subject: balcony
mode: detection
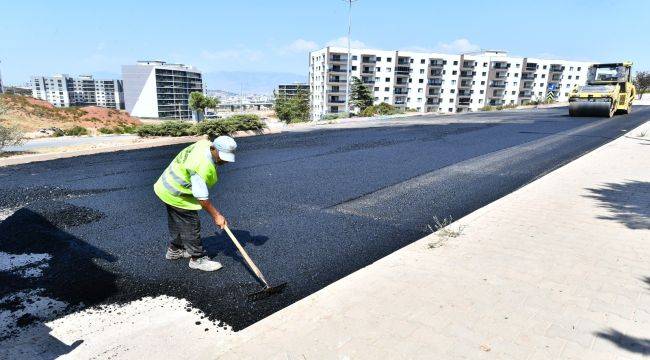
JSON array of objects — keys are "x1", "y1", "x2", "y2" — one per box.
[
  {"x1": 328, "y1": 67, "x2": 348, "y2": 74},
  {"x1": 329, "y1": 55, "x2": 348, "y2": 63},
  {"x1": 459, "y1": 80, "x2": 472, "y2": 88},
  {"x1": 550, "y1": 65, "x2": 563, "y2": 72},
  {"x1": 394, "y1": 89, "x2": 409, "y2": 95},
  {"x1": 395, "y1": 66, "x2": 411, "y2": 75},
  {"x1": 462, "y1": 61, "x2": 475, "y2": 69},
  {"x1": 361, "y1": 68, "x2": 375, "y2": 75},
  {"x1": 397, "y1": 58, "x2": 410, "y2": 65},
  {"x1": 395, "y1": 81, "x2": 408, "y2": 86},
  {"x1": 492, "y1": 62, "x2": 508, "y2": 69},
  {"x1": 361, "y1": 56, "x2": 376, "y2": 64},
  {"x1": 551, "y1": 75, "x2": 562, "y2": 81},
  {"x1": 362, "y1": 77, "x2": 375, "y2": 84},
  {"x1": 428, "y1": 79, "x2": 443, "y2": 86},
  {"x1": 328, "y1": 98, "x2": 345, "y2": 104},
  {"x1": 327, "y1": 88, "x2": 345, "y2": 94},
  {"x1": 522, "y1": 83, "x2": 533, "y2": 89},
  {"x1": 490, "y1": 81, "x2": 506, "y2": 88},
  {"x1": 458, "y1": 90, "x2": 471, "y2": 96},
  {"x1": 328, "y1": 77, "x2": 347, "y2": 83},
  {"x1": 521, "y1": 74, "x2": 535, "y2": 80},
  {"x1": 489, "y1": 99, "x2": 506, "y2": 106},
  {"x1": 458, "y1": 97, "x2": 471, "y2": 106},
  {"x1": 426, "y1": 99, "x2": 441, "y2": 105},
  {"x1": 494, "y1": 72, "x2": 507, "y2": 79},
  {"x1": 519, "y1": 91, "x2": 533, "y2": 98},
  {"x1": 525, "y1": 63, "x2": 538, "y2": 71},
  {"x1": 460, "y1": 71, "x2": 474, "y2": 78},
  {"x1": 429, "y1": 60, "x2": 444, "y2": 67}
]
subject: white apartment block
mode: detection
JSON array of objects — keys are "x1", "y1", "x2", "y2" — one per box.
[
  {"x1": 309, "y1": 47, "x2": 592, "y2": 120},
  {"x1": 31, "y1": 74, "x2": 124, "y2": 109},
  {"x1": 122, "y1": 61, "x2": 203, "y2": 119}
]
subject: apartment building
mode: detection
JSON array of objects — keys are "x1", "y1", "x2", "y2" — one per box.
[
  {"x1": 122, "y1": 61, "x2": 203, "y2": 119},
  {"x1": 277, "y1": 83, "x2": 309, "y2": 97},
  {"x1": 309, "y1": 47, "x2": 592, "y2": 120},
  {"x1": 30, "y1": 74, "x2": 124, "y2": 109}
]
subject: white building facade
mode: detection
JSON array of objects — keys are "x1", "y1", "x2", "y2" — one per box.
[
  {"x1": 122, "y1": 61, "x2": 203, "y2": 119},
  {"x1": 309, "y1": 47, "x2": 592, "y2": 120},
  {"x1": 31, "y1": 74, "x2": 124, "y2": 109}
]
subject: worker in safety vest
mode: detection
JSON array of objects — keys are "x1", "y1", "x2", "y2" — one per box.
[{"x1": 154, "y1": 136, "x2": 237, "y2": 271}]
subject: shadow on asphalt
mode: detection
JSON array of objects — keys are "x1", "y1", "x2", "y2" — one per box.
[
  {"x1": 584, "y1": 181, "x2": 650, "y2": 230},
  {"x1": 202, "y1": 229, "x2": 269, "y2": 284},
  {"x1": 595, "y1": 328, "x2": 650, "y2": 355}
]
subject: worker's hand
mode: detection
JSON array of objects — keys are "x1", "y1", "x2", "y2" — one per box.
[{"x1": 214, "y1": 213, "x2": 228, "y2": 229}]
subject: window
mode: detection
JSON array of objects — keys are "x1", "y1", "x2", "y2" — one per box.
[
  {"x1": 452, "y1": 70, "x2": 457, "y2": 75},
  {"x1": 352, "y1": 66, "x2": 357, "y2": 71},
  {"x1": 538, "y1": 92, "x2": 542, "y2": 96},
  {"x1": 516, "y1": 64, "x2": 520, "y2": 68},
  {"x1": 418, "y1": 79, "x2": 424, "y2": 83},
  {"x1": 569, "y1": 67, "x2": 574, "y2": 71},
  {"x1": 453, "y1": 61, "x2": 458, "y2": 65},
  {"x1": 384, "y1": 87, "x2": 389, "y2": 91},
  {"x1": 420, "y1": 59, "x2": 425, "y2": 64},
  {"x1": 576, "y1": 76, "x2": 580, "y2": 80},
  {"x1": 480, "y1": 90, "x2": 484, "y2": 94},
  {"x1": 450, "y1": 89, "x2": 456, "y2": 93},
  {"x1": 376, "y1": 67, "x2": 381, "y2": 72},
  {"x1": 566, "y1": 84, "x2": 570, "y2": 88},
  {"x1": 514, "y1": 73, "x2": 519, "y2": 77},
  {"x1": 449, "y1": 99, "x2": 453, "y2": 103},
  {"x1": 481, "y1": 81, "x2": 485, "y2": 85},
  {"x1": 374, "y1": 77, "x2": 380, "y2": 81},
  {"x1": 441, "y1": 89, "x2": 444, "y2": 93},
  {"x1": 482, "y1": 72, "x2": 486, "y2": 76},
  {"x1": 479, "y1": 99, "x2": 483, "y2": 103},
  {"x1": 374, "y1": 87, "x2": 379, "y2": 91},
  {"x1": 541, "y1": 74, "x2": 546, "y2": 78},
  {"x1": 385, "y1": 78, "x2": 390, "y2": 82},
  {"x1": 418, "y1": 88, "x2": 423, "y2": 93},
  {"x1": 577, "y1": 67, "x2": 581, "y2": 71},
  {"x1": 451, "y1": 80, "x2": 456, "y2": 85},
  {"x1": 568, "y1": 75, "x2": 572, "y2": 79},
  {"x1": 376, "y1": 57, "x2": 381, "y2": 61},
  {"x1": 543, "y1": 65, "x2": 547, "y2": 70},
  {"x1": 387, "y1": 57, "x2": 392, "y2": 62},
  {"x1": 384, "y1": 97, "x2": 389, "y2": 101},
  {"x1": 540, "y1": 83, "x2": 545, "y2": 87},
  {"x1": 387, "y1": 68, "x2": 392, "y2": 72},
  {"x1": 410, "y1": 59, "x2": 414, "y2": 63},
  {"x1": 511, "y1": 91, "x2": 516, "y2": 95},
  {"x1": 420, "y1": 69, "x2": 425, "y2": 74},
  {"x1": 352, "y1": 55, "x2": 357, "y2": 60},
  {"x1": 483, "y1": 62, "x2": 488, "y2": 67},
  {"x1": 409, "y1": 79, "x2": 412, "y2": 83}
]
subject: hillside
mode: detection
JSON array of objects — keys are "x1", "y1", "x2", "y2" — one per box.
[{"x1": 0, "y1": 94, "x2": 141, "y2": 133}]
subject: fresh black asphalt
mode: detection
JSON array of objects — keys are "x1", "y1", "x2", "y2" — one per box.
[{"x1": 0, "y1": 106, "x2": 648, "y2": 331}]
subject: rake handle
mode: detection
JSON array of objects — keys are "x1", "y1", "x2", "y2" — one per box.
[{"x1": 223, "y1": 225, "x2": 269, "y2": 287}]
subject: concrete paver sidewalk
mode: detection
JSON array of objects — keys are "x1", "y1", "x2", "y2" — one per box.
[{"x1": 211, "y1": 121, "x2": 650, "y2": 359}]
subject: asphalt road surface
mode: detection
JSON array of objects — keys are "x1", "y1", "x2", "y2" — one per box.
[{"x1": 1, "y1": 106, "x2": 648, "y2": 331}]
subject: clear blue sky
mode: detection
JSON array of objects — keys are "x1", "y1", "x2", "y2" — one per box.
[{"x1": 1, "y1": 0, "x2": 649, "y2": 85}]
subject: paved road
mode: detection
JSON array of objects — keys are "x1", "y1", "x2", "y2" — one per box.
[
  {"x1": 0, "y1": 107, "x2": 648, "y2": 331},
  {"x1": 4, "y1": 134, "x2": 138, "y2": 152}
]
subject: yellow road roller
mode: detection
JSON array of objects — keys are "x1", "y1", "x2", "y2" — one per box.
[{"x1": 568, "y1": 62, "x2": 636, "y2": 117}]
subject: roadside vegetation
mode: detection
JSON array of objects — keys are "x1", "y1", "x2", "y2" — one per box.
[
  {"x1": 136, "y1": 114, "x2": 265, "y2": 139},
  {"x1": 189, "y1": 92, "x2": 219, "y2": 117},
  {"x1": 360, "y1": 102, "x2": 402, "y2": 117},
  {"x1": 53, "y1": 125, "x2": 89, "y2": 137},
  {"x1": 426, "y1": 216, "x2": 466, "y2": 249},
  {"x1": 0, "y1": 124, "x2": 25, "y2": 153},
  {"x1": 274, "y1": 88, "x2": 310, "y2": 123},
  {"x1": 634, "y1": 71, "x2": 650, "y2": 97}
]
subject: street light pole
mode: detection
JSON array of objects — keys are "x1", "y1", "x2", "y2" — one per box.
[{"x1": 343, "y1": 0, "x2": 357, "y2": 115}]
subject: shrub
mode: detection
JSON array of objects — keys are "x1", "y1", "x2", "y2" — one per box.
[
  {"x1": 322, "y1": 113, "x2": 349, "y2": 120},
  {"x1": 53, "y1": 125, "x2": 89, "y2": 137},
  {"x1": 360, "y1": 102, "x2": 401, "y2": 117},
  {"x1": 136, "y1": 121, "x2": 194, "y2": 137},
  {"x1": 194, "y1": 115, "x2": 265, "y2": 140},
  {"x1": 98, "y1": 123, "x2": 139, "y2": 134},
  {"x1": 0, "y1": 124, "x2": 25, "y2": 151},
  {"x1": 480, "y1": 105, "x2": 495, "y2": 111}
]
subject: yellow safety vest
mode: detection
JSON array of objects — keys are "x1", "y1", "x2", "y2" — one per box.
[{"x1": 154, "y1": 139, "x2": 218, "y2": 210}]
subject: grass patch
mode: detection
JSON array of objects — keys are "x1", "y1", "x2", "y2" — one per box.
[
  {"x1": 426, "y1": 216, "x2": 466, "y2": 249},
  {"x1": 53, "y1": 125, "x2": 89, "y2": 137}
]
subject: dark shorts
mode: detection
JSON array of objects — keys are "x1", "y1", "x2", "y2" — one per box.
[{"x1": 165, "y1": 204, "x2": 204, "y2": 258}]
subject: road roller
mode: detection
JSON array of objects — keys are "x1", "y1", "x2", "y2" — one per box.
[{"x1": 568, "y1": 62, "x2": 636, "y2": 117}]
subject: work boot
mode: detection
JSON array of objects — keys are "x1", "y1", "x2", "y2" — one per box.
[
  {"x1": 165, "y1": 247, "x2": 190, "y2": 260},
  {"x1": 189, "y1": 256, "x2": 223, "y2": 272}
]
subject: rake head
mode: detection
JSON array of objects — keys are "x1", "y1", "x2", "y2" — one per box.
[{"x1": 248, "y1": 282, "x2": 287, "y2": 301}]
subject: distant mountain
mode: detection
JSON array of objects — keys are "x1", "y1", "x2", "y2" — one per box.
[{"x1": 202, "y1": 71, "x2": 307, "y2": 95}]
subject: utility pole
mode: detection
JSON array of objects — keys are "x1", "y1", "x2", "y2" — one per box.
[{"x1": 343, "y1": 0, "x2": 357, "y2": 115}]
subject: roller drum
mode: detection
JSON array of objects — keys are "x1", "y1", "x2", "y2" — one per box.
[{"x1": 569, "y1": 100, "x2": 613, "y2": 117}]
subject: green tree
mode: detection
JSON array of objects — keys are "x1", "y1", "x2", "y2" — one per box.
[
  {"x1": 350, "y1": 76, "x2": 373, "y2": 112},
  {"x1": 189, "y1": 92, "x2": 219, "y2": 113},
  {"x1": 274, "y1": 88, "x2": 310, "y2": 123},
  {"x1": 633, "y1": 71, "x2": 650, "y2": 98}
]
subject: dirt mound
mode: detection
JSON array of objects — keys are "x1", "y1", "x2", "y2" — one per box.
[{"x1": 0, "y1": 94, "x2": 141, "y2": 133}]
